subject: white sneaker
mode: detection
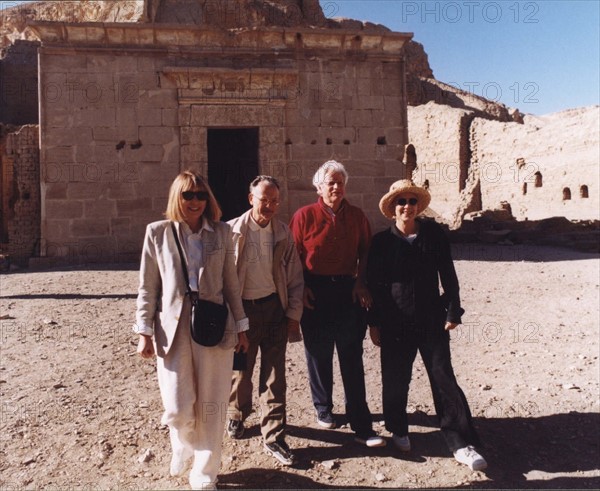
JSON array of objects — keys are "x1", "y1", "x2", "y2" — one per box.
[
  {"x1": 354, "y1": 432, "x2": 387, "y2": 448},
  {"x1": 454, "y1": 445, "x2": 488, "y2": 471},
  {"x1": 392, "y1": 434, "x2": 411, "y2": 452}
]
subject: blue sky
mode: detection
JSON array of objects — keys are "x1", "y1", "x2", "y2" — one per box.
[
  {"x1": 321, "y1": 0, "x2": 600, "y2": 115},
  {"x1": 2, "y1": 1, "x2": 598, "y2": 114}
]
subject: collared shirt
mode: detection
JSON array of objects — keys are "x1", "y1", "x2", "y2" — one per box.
[
  {"x1": 180, "y1": 218, "x2": 213, "y2": 291},
  {"x1": 242, "y1": 216, "x2": 277, "y2": 300},
  {"x1": 289, "y1": 197, "x2": 371, "y2": 276}
]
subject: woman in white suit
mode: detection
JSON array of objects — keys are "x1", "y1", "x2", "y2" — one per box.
[{"x1": 134, "y1": 170, "x2": 249, "y2": 490}]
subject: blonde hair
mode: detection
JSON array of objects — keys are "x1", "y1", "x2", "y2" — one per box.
[{"x1": 165, "y1": 170, "x2": 222, "y2": 223}]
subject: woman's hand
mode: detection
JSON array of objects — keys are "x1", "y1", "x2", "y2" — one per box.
[
  {"x1": 137, "y1": 335, "x2": 155, "y2": 359},
  {"x1": 235, "y1": 331, "x2": 249, "y2": 353},
  {"x1": 369, "y1": 325, "x2": 381, "y2": 347}
]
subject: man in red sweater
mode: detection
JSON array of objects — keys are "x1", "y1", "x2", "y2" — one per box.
[{"x1": 289, "y1": 160, "x2": 385, "y2": 447}]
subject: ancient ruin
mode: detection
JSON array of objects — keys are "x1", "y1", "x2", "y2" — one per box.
[{"x1": 0, "y1": 0, "x2": 598, "y2": 266}]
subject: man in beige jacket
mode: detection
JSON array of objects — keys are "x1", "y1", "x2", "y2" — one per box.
[{"x1": 226, "y1": 175, "x2": 304, "y2": 466}]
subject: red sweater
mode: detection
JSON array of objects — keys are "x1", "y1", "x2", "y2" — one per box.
[{"x1": 289, "y1": 198, "x2": 371, "y2": 277}]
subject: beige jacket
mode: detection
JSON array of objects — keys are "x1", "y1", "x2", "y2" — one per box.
[
  {"x1": 133, "y1": 219, "x2": 248, "y2": 357},
  {"x1": 228, "y1": 210, "x2": 304, "y2": 322}
]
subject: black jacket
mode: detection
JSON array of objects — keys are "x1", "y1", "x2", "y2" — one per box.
[{"x1": 367, "y1": 219, "x2": 463, "y2": 334}]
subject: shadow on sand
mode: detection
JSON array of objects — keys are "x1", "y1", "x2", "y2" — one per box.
[{"x1": 219, "y1": 411, "x2": 599, "y2": 489}]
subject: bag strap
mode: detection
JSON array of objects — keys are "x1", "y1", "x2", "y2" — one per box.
[{"x1": 170, "y1": 222, "x2": 197, "y2": 302}]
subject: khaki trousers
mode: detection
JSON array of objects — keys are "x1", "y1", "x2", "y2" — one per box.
[
  {"x1": 229, "y1": 295, "x2": 287, "y2": 444},
  {"x1": 156, "y1": 297, "x2": 233, "y2": 488}
]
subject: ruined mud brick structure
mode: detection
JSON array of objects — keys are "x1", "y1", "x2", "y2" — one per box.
[
  {"x1": 19, "y1": 0, "x2": 412, "y2": 264},
  {"x1": 407, "y1": 102, "x2": 599, "y2": 229}
]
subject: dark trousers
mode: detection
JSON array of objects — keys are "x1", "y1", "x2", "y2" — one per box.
[
  {"x1": 381, "y1": 328, "x2": 481, "y2": 452},
  {"x1": 301, "y1": 278, "x2": 373, "y2": 434}
]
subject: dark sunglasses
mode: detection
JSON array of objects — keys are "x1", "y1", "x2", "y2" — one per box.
[
  {"x1": 182, "y1": 191, "x2": 209, "y2": 201},
  {"x1": 397, "y1": 198, "x2": 418, "y2": 206}
]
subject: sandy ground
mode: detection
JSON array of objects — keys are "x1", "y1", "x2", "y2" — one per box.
[{"x1": 0, "y1": 243, "x2": 599, "y2": 490}]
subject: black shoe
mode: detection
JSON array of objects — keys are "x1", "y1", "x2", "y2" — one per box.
[
  {"x1": 226, "y1": 419, "x2": 244, "y2": 439},
  {"x1": 264, "y1": 440, "x2": 296, "y2": 466},
  {"x1": 316, "y1": 410, "x2": 336, "y2": 429}
]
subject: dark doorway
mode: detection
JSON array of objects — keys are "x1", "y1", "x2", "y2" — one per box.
[{"x1": 207, "y1": 128, "x2": 259, "y2": 221}]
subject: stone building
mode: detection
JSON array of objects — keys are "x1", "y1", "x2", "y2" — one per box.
[{"x1": 3, "y1": 0, "x2": 412, "y2": 265}]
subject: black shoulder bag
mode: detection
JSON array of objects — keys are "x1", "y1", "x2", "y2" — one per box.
[{"x1": 171, "y1": 223, "x2": 228, "y2": 347}]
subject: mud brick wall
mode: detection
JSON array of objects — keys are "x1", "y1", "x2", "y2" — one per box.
[{"x1": 1, "y1": 125, "x2": 40, "y2": 264}]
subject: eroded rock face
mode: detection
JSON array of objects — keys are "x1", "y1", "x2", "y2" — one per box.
[
  {"x1": 146, "y1": 0, "x2": 326, "y2": 27},
  {"x1": 0, "y1": 0, "x2": 144, "y2": 47}
]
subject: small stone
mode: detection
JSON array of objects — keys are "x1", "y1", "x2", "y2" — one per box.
[
  {"x1": 375, "y1": 473, "x2": 387, "y2": 482},
  {"x1": 481, "y1": 384, "x2": 492, "y2": 391},
  {"x1": 43, "y1": 319, "x2": 58, "y2": 325},
  {"x1": 138, "y1": 449, "x2": 154, "y2": 463},
  {"x1": 22, "y1": 457, "x2": 36, "y2": 465},
  {"x1": 321, "y1": 460, "x2": 337, "y2": 470}
]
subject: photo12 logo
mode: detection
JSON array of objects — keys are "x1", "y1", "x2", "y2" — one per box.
[{"x1": 401, "y1": 1, "x2": 540, "y2": 24}]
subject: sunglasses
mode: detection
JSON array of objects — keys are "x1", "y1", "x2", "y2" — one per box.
[
  {"x1": 182, "y1": 191, "x2": 209, "y2": 201},
  {"x1": 397, "y1": 198, "x2": 418, "y2": 206}
]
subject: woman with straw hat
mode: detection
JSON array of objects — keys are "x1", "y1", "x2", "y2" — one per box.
[{"x1": 367, "y1": 179, "x2": 487, "y2": 471}]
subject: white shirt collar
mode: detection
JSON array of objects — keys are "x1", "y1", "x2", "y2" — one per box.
[
  {"x1": 180, "y1": 217, "x2": 213, "y2": 236},
  {"x1": 248, "y1": 214, "x2": 272, "y2": 233}
]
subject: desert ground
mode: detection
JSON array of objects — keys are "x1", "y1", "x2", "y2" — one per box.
[{"x1": 0, "y1": 243, "x2": 598, "y2": 490}]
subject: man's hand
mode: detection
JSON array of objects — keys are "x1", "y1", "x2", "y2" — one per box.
[
  {"x1": 137, "y1": 335, "x2": 155, "y2": 359},
  {"x1": 235, "y1": 331, "x2": 250, "y2": 353},
  {"x1": 444, "y1": 322, "x2": 459, "y2": 331},
  {"x1": 287, "y1": 318, "x2": 302, "y2": 343},
  {"x1": 352, "y1": 281, "x2": 372, "y2": 309},
  {"x1": 369, "y1": 326, "x2": 381, "y2": 347},
  {"x1": 303, "y1": 286, "x2": 316, "y2": 310}
]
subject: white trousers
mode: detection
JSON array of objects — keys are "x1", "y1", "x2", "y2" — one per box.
[{"x1": 156, "y1": 299, "x2": 233, "y2": 488}]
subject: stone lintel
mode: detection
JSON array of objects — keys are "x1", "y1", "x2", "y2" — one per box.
[
  {"x1": 164, "y1": 67, "x2": 298, "y2": 105},
  {"x1": 27, "y1": 21, "x2": 412, "y2": 56}
]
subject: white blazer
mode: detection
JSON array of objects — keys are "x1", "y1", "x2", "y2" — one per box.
[{"x1": 134, "y1": 219, "x2": 248, "y2": 357}]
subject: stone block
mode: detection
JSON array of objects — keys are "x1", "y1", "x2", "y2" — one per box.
[
  {"x1": 138, "y1": 89, "x2": 178, "y2": 109},
  {"x1": 162, "y1": 108, "x2": 179, "y2": 126},
  {"x1": 42, "y1": 146, "x2": 75, "y2": 168},
  {"x1": 45, "y1": 127, "x2": 93, "y2": 147},
  {"x1": 384, "y1": 96, "x2": 403, "y2": 113},
  {"x1": 372, "y1": 111, "x2": 403, "y2": 128},
  {"x1": 385, "y1": 127, "x2": 407, "y2": 146},
  {"x1": 46, "y1": 199, "x2": 84, "y2": 219},
  {"x1": 354, "y1": 95, "x2": 384, "y2": 111},
  {"x1": 116, "y1": 198, "x2": 154, "y2": 217},
  {"x1": 71, "y1": 218, "x2": 110, "y2": 238},
  {"x1": 124, "y1": 144, "x2": 164, "y2": 163},
  {"x1": 66, "y1": 182, "x2": 108, "y2": 199},
  {"x1": 346, "y1": 159, "x2": 385, "y2": 177},
  {"x1": 44, "y1": 182, "x2": 68, "y2": 200},
  {"x1": 137, "y1": 107, "x2": 162, "y2": 126},
  {"x1": 320, "y1": 109, "x2": 345, "y2": 127},
  {"x1": 44, "y1": 53, "x2": 87, "y2": 73},
  {"x1": 178, "y1": 106, "x2": 192, "y2": 126},
  {"x1": 110, "y1": 217, "x2": 131, "y2": 237},
  {"x1": 180, "y1": 145, "x2": 204, "y2": 164},
  {"x1": 84, "y1": 199, "x2": 117, "y2": 218},
  {"x1": 41, "y1": 220, "x2": 71, "y2": 249},
  {"x1": 107, "y1": 182, "x2": 138, "y2": 199},
  {"x1": 139, "y1": 126, "x2": 178, "y2": 145},
  {"x1": 345, "y1": 110, "x2": 373, "y2": 128}
]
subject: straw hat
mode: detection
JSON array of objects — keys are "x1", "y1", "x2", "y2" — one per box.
[{"x1": 379, "y1": 179, "x2": 431, "y2": 219}]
